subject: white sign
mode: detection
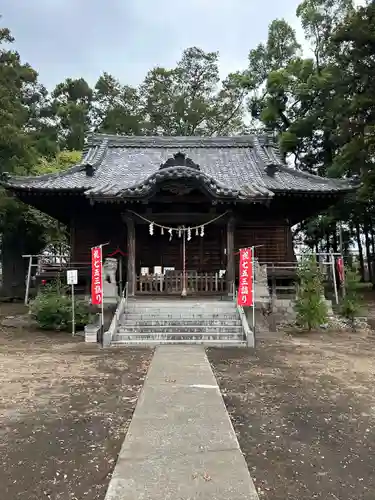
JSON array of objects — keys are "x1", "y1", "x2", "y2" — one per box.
[{"x1": 67, "y1": 269, "x2": 78, "y2": 285}]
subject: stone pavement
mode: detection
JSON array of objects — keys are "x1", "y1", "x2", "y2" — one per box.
[{"x1": 105, "y1": 346, "x2": 259, "y2": 500}]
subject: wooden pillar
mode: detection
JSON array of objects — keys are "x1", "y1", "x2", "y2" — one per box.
[
  {"x1": 226, "y1": 216, "x2": 235, "y2": 294},
  {"x1": 124, "y1": 215, "x2": 136, "y2": 296}
]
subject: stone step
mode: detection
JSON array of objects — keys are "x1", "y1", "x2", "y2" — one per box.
[
  {"x1": 117, "y1": 325, "x2": 243, "y2": 334},
  {"x1": 126, "y1": 308, "x2": 236, "y2": 315},
  {"x1": 128, "y1": 296, "x2": 233, "y2": 306},
  {"x1": 111, "y1": 339, "x2": 246, "y2": 347},
  {"x1": 113, "y1": 332, "x2": 244, "y2": 341},
  {"x1": 123, "y1": 313, "x2": 239, "y2": 320},
  {"x1": 127, "y1": 302, "x2": 235, "y2": 309},
  {"x1": 120, "y1": 319, "x2": 242, "y2": 327}
]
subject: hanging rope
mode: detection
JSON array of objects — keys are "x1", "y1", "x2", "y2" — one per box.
[{"x1": 126, "y1": 209, "x2": 229, "y2": 232}]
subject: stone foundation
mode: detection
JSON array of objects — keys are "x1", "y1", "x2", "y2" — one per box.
[{"x1": 270, "y1": 297, "x2": 334, "y2": 326}]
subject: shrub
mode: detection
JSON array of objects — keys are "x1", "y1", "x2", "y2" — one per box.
[
  {"x1": 339, "y1": 267, "x2": 363, "y2": 330},
  {"x1": 30, "y1": 280, "x2": 90, "y2": 331},
  {"x1": 294, "y1": 254, "x2": 328, "y2": 331}
]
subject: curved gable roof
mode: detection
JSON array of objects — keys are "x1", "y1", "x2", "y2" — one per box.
[{"x1": 1, "y1": 133, "x2": 355, "y2": 202}]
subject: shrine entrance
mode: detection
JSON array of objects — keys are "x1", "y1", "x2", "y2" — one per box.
[{"x1": 124, "y1": 210, "x2": 233, "y2": 296}]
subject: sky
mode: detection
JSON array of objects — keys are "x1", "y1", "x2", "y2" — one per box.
[{"x1": 1, "y1": 0, "x2": 308, "y2": 90}]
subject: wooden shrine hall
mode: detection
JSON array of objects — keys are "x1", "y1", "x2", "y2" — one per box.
[{"x1": 2, "y1": 133, "x2": 355, "y2": 297}]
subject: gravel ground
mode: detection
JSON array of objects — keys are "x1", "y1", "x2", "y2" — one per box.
[
  {"x1": 0, "y1": 304, "x2": 152, "y2": 500},
  {"x1": 208, "y1": 332, "x2": 375, "y2": 500}
]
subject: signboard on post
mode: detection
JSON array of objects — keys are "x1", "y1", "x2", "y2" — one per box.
[
  {"x1": 237, "y1": 247, "x2": 253, "y2": 307},
  {"x1": 91, "y1": 246, "x2": 103, "y2": 306},
  {"x1": 67, "y1": 269, "x2": 78, "y2": 336},
  {"x1": 67, "y1": 269, "x2": 78, "y2": 285}
]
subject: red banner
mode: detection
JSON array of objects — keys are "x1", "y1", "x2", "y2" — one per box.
[
  {"x1": 91, "y1": 246, "x2": 103, "y2": 305},
  {"x1": 238, "y1": 247, "x2": 253, "y2": 307},
  {"x1": 337, "y1": 257, "x2": 344, "y2": 283}
]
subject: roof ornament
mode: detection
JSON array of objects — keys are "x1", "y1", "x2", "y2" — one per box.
[
  {"x1": 85, "y1": 163, "x2": 95, "y2": 177},
  {"x1": 264, "y1": 164, "x2": 278, "y2": 176},
  {"x1": 159, "y1": 152, "x2": 200, "y2": 171}
]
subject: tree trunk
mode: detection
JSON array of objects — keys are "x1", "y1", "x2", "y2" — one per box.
[
  {"x1": 355, "y1": 222, "x2": 365, "y2": 281},
  {"x1": 1, "y1": 232, "x2": 29, "y2": 299},
  {"x1": 364, "y1": 223, "x2": 373, "y2": 282},
  {"x1": 1, "y1": 225, "x2": 45, "y2": 300}
]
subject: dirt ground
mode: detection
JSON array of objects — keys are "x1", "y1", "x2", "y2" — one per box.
[
  {"x1": 208, "y1": 333, "x2": 375, "y2": 500},
  {"x1": 0, "y1": 303, "x2": 152, "y2": 500}
]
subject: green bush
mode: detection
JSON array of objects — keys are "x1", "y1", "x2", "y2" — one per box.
[
  {"x1": 294, "y1": 254, "x2": 328, "y2": 331},
  {"x1": 30, "y1": 280, "x2": 90, "y2": 331},
  {"x1": 339, "y1": 267, "x2": 363, "y2": 330}
]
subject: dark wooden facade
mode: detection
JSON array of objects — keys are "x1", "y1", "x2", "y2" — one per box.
[
  {"x1": 67, "y1": 195, "x2": 295, "y2": 296},
  {"x1": 1, "y1": 134, "x2": 355, "y2": 297}
]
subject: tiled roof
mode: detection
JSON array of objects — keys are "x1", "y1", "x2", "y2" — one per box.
[{"x1": 2, "y1": 133, "x2": 355, "y2": 202}]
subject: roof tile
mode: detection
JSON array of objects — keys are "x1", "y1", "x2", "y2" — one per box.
[{"x1": 2, "y1": 133, "x2": 354, "y2": 200}]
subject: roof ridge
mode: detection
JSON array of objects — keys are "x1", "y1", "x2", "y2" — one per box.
[{"x1": 86, "y1": 133, "x2": 277, "y2": 149}]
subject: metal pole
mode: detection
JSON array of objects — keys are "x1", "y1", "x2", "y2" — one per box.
[
  {"x1": 181, "y1": 227, "x2": 187, "y2": 297},
  {"x1": 252, "y1": 246, "x2": 255, "y2": 341},
  {"x1": 330, "y1": 251, "x2": 339, "y2": 305},
  {"x1": 24, "y1": 255, "x2": 33, "y2": 305},
  {"x1": 71, "y1": 283, "x2": 75, "y2": 336},
  {"x1": 100, "y1": 244, "x2": 105, "y2": 330}
]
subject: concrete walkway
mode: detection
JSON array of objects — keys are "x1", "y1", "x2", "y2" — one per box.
[{"x1": 105, "y1": 346, "x2": 259, "y2": 500}]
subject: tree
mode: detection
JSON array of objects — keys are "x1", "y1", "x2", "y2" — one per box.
[
  {"x1": 295, "y1": 255, "x2": 328, "y2": 330},
  {"x1": 339, "y1": 267, "x2": 363, "y2": 329},
  {"x1": 329, "y1": 2, "x2": 375, "y2": 278},
  {"x1": 139, "y1": 47, "x2": 247, "y2": 135},
  {"x1": 246, "y1": 19, "x2": 302, "y2": 128},
  {"x1": 0, "y1": 24, "x2": 39, "y2": 175},
  {"x1": 93, "y1": 72, "x2": 144, "y2": 135},
  {"x1": 0, "y1": 21, "x2": 49, "y2": 296},
  {"x1": 51, "y1": 77, "x2": 93, "y2": 150},
  {"x1": 244, "y1": 1, "x2": 371, "y2": 265}
]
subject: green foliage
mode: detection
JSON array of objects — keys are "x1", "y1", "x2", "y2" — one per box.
[
  {"x1": 339, "y1": 267, "x2": 363, "y2": 329},
  {"x1": 52, "y1": 78, "x2": 93, "y2": 150},
  {"x1": 30, "y1": 281, "x2": 90, "y2": 331},
  {"x1": 35, "y1": 150, "x2": 81, "y2": 175},
  {"x1": 3, "y1": 3, "x2": 375, "y2": 289},
  {"x1": 295, "y1": 255, "x2": 328, "y2": 330}
]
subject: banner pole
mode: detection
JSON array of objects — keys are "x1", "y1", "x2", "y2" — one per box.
[
  {"x1": 100, "y1": 244, "x2": 104, "y2": 332},
  {"x1": 252, "y1": 246, "x2": 255, "y2": 341}
]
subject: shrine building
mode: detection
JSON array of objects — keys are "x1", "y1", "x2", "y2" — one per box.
[{"x1": 2, "y1": 133, "x2": 355, "y2": 297}]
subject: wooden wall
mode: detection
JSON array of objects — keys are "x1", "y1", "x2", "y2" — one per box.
[
  {"x1": 71, "y1": 210, "x2": 127, "y2": 262},
  {"x1": 71, "y1": 209, "x2": 295, "y2": 275},
  {"x1": 235, "y1": 224, "x2": 294, "y2": 264}
]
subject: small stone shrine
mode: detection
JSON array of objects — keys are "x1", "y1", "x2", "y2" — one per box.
[
  {"x1": 102, "y1": 257, "x2": 119, "y2": 304},
  {"x1": 254, "y1": 259, "x2": 270, "y2": 306}
]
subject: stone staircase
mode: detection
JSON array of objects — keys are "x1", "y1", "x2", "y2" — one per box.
[{"x1": 111, "y1": 298, "x2": 247, "y2": 346}]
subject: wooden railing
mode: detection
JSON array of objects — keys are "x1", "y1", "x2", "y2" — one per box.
[{"x1": 136, "y1": 272, "x2": 227, "y2": 295}]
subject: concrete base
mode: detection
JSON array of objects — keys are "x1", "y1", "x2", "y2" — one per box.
[
  {"x1": 84, "y1": 324, "x2": 100, "y2": 343},
  {"x1": 104, "y1": 346, "x2": 259, "y2": 500}
]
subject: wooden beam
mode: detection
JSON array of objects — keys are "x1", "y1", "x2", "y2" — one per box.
[
  {"x1": 226, "y1": 216, "x2": 235, "y2": 294},
  {"x1": 123, "y1": 215, "x2": 136, "y2": 296}
]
